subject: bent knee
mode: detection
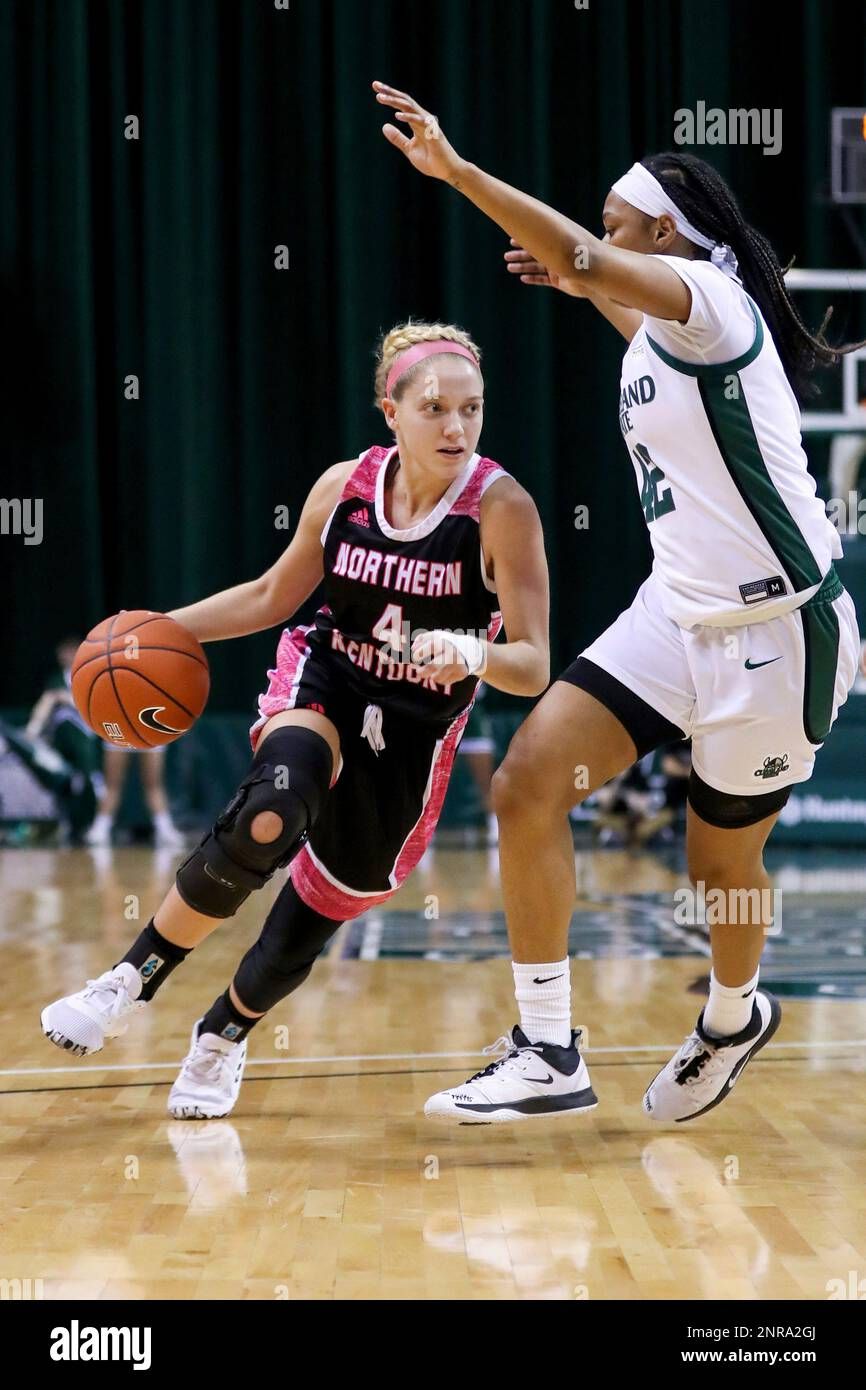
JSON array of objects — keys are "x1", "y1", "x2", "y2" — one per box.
[
  {"x1": 492, "y1": 752, "x2": 576, "y2": 820},
  {"x1": 491, "y1": 757, "x2": 531, "y2": 818},
  {"x1": 687, "y1": 853, "x2": 767, "y2": 888},
  {"x1": 250, "y1": 810, "x2": 284, "y2": 844}
]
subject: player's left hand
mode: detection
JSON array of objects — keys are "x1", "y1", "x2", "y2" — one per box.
[
  {"x1": 373, "y1": 81, "x2": 463, "y2": 182},
  {"x1": 410, "y1": 630, "x2": 469, "y2": 685},
  {"x1": 504, "y1": 239, "x2": 589, "y2": 298}
]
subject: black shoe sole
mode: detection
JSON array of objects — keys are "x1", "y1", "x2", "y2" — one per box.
[{"x1": 444, "y1": 1086, "x2": 599, "y2": 1124}]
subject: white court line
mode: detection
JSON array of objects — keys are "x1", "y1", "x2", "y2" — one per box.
[
  {"x1": 1, "y1": 1039, "x2": 864, "y2": 1081},
  {"x1": 0, "y1": 1050, "x2": 483, "y2": 1078}
]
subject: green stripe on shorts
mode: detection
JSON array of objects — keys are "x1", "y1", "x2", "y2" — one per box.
[{"x1": 800, "y1": 566, "x2": 842, "y2": 745}]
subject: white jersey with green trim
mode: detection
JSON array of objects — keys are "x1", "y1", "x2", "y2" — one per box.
[{"x1": 618, "y1": 255, "x2": 841, "y2": 629}]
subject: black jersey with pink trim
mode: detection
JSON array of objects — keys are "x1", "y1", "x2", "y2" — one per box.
[{"x1": 309, "y1": 443, "x2": 506, "y2": 724}]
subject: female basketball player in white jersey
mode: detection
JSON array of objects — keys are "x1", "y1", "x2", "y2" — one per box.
[
  {"x1": 41, "y1": 320, "x2": 552, "y2": 1119},
  {"x1": 374, "y1": 81, "x2": 862, "y2": 1124}
]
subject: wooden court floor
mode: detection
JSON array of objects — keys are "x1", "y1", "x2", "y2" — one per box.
[{"x1": 1, "y1": 843, "x2": 865, "y2": 1301}]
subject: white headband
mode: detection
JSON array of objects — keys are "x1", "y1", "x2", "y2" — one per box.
[{"x1": 610, "y1": 162, "x2": 740, "y2": 279}]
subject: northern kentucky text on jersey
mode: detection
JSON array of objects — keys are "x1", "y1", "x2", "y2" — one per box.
[
  {"x1": 329, "y1": 627, "x2": 457, "y2": 695},
  {"x1": 332, "y1": 541, "x2": 463, "y2": 596}
]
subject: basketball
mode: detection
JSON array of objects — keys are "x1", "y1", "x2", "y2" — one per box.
[{"x1": 70, "y1": 610, "x2": 210, "y2": 749}]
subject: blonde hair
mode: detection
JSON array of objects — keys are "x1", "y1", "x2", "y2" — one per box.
[{"x1": 373, "y1": 319, "x2": 482, "y2": 405}]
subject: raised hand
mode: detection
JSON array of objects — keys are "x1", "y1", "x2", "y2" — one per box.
[
  {"x1": 504, "y1": 238, "x2": 588, "y2": 297},
  {"x1": 373, "y1": 80, "x2": 463, "y2": 182}
]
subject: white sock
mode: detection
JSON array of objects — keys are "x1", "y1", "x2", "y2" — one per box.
[
  {"x1": 153, "y1": 811, "x2": 175, "y2": 832},
  {"x1": 512, "y1": 960, "x2": 571, "y2": 1047},
  {"x1": 89, "y1": 813, "x2": 113, "y2": 834},
  {"x1": 703, "y1": 967, "x2": 759, "y2": 1039}
]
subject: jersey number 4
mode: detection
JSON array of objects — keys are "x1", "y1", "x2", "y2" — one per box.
[
  {"x1": 372, "y1": 602, "x2": 407, "y2": 659},
  {"x1": 633, "y1": 443, "x2": 675, "y2": 523}
]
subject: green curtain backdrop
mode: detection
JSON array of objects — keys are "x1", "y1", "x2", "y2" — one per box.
[{"x1": 2, "y1": 0, "x2": 864, "y2": 713}]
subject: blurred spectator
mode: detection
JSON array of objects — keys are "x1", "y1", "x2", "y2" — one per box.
[
  {"x1": 0, "y1": 716, "x2": 96, "y2": 843},
  {"x1": 26, "y1": 637, "x2": 102, "y2": 781},
  {"x1": 86, "y1": 745, "x2": 185, "y2": 848},
  {"x1": 590, "y1": 741, "x2": 692, "y2": 847},
  {"x1": 27, "y1": 637, "x2": 185, "y2": 848}
]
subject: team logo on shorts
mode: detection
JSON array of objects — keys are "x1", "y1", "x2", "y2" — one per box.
[{"x1": 754, "y1": 754, "x2": 789, "y2": 779}]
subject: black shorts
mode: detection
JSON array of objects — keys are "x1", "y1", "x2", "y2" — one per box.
[{"x1": 251, "y1": 625, "x2": 472, "y2": 919}]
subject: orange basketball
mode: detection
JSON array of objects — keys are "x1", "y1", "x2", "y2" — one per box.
[{"x1": 71, "y1": 611, "x2": 210, "y2": 749}]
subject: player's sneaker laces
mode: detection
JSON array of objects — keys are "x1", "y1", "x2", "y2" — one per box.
[
  {"x1": 168, "y1": 1020, "x2": 248, "y2": 1120},
  {"x1": 643, "y1": 990, "x2": 781, "y2": 1123},
  {"x1": 41, "y1": 962, "x2": 146, "y2": 1056},
  {"x1": 424, "y1": 1024, "x2": 597, "y2": 1124}
]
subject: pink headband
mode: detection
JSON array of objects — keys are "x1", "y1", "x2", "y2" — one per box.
[{"x1": 386, "y1": 340, "x2": 479, "y2": 398}]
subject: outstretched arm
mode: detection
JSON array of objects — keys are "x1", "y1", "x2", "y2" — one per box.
[
  {"x1": 373, "y1": 81, "x2": 689, "y2": 323},
  {"x1": 504, "y1": 240, "x2": 643, "y2": 343},
  {"x1": 167, "y1": 461, "x2": 353, "y2": 642}
]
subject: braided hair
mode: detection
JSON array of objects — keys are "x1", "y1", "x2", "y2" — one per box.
[
  {"x1": 643, "y1": 151, "x2": 865, "y2": 400},
  {"x1": 374, "y1": 320, "x2": 481, "y2": 405}
]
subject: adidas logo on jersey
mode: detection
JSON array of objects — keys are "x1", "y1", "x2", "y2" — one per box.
[{"x1": 348, "y1": 507, "x2": 370, "y2": 527}]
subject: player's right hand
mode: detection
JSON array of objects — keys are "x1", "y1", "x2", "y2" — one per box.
[
  {"x1": 373, "y1": 81, "x2": 462, "y2": 182},
  {"x1": 504, "y1": 239, "x2": 588, "y2": 297}
]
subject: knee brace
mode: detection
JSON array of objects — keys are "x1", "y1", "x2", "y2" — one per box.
[
  {"x1": 176, "y1": 726, "x2": 333, "y2": 918},
  {"x1": 232, "y1": 879, "x2": 342, "y2": 1013}
]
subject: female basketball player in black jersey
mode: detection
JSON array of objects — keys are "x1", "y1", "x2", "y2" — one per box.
[{"x1": 41, "y1": 320, "x2": 552, "y2": 1119}]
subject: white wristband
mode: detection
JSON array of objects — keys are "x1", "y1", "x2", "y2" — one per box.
[{"x1": 420, "y1": 629, "x2": 485, "y2": 676}]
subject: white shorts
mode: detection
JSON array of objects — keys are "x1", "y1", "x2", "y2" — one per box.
[{"x1": 579, "y1": 569, "x2": 860, "y2": 797}]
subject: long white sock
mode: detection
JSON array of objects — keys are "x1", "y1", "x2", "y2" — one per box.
[
  {"x1": 512, "y1": 960, "x2": 571, "y2": 1047},
  {"x1": 703, "y1": 967, "x2": 759, "y2": 1039}
]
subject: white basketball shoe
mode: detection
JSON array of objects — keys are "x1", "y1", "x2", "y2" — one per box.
[
  {"x1": 41, "y1": 962, "x2": 146, "y2": 1056},
  {"x1": 424, "y1": 1025, "x2": 597, "y2": 1124},
  {"x1": 643, "y1": 990, "x2": 781, "y2": 1123},
  {"x1": 168, "y1": 1020, "x2": 248, "y2": 1120}
]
